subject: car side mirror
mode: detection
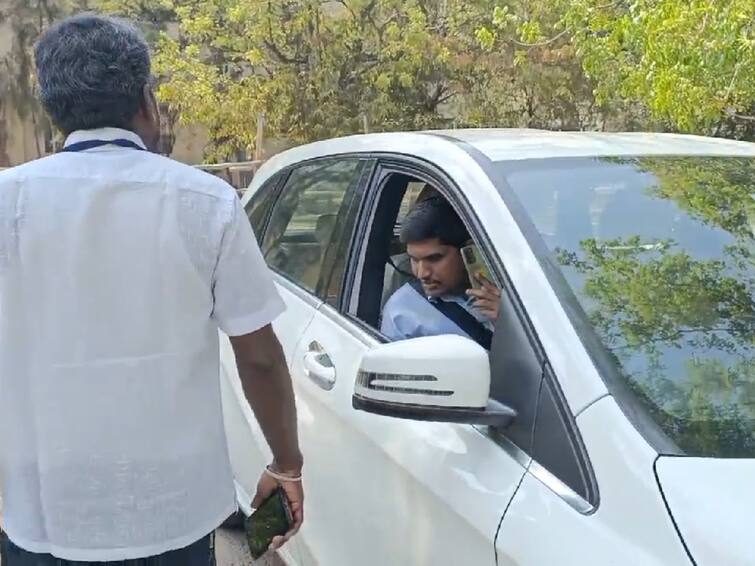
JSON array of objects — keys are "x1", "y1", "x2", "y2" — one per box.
[{"x1": 352, "y1": 335, "x2": 516, "y2": 427}]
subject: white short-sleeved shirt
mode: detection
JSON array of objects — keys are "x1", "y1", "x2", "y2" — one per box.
[{"x1": 0, "y1": 128, "x2": 285, "y2": 560}]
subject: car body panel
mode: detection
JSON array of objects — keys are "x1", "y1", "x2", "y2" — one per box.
[
  {"x1": 219, "y1": 276, "x2": 319, "y2": 563},
  {"x1": 656, "y1": 457, "x2": 755, "y2": 566},
  {"x1": 496, "y1": 396, "x2": 691, "y2": 565},
  {"x1": 288, "y1": 304, "x2": 526, "y2": 566},
  {"x1": 250, "y1": 131, "x2": 755, "y2": 192}
]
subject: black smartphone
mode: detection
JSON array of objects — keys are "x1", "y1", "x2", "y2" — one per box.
[{"x1": 244, "y1": 488, "x2": 293, "y2": 559}]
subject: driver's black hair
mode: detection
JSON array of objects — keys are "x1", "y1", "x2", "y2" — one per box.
[{"x1": 400, "y1": 197, "x2": 469, "y2": 248}]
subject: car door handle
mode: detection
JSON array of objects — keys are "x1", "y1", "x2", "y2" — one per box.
[{"x1": 302, "y1": 348, "x2": 336, "y2": 391}]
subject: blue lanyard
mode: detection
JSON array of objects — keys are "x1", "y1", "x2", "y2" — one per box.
[{"x1": 61, "y1": 138, "x2": 145, "y2": 152}]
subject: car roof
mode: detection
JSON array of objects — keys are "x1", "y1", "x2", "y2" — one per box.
[
  {"x1": 432, "y1": 128, "x2": 755, "y2": 160},
  {"x1": 250, "y1": 129, "x2": 755, "y2": 191}
]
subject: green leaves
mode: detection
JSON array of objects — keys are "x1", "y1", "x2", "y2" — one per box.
[
  {"x1": 481, "y1": 0, "x2": 755, "y2": 137},
  {"x1": 88, "y1": 0, "x2": 755, "y2": 159},
  {"x1": 563, "y1": 0, "x2": 755, "y2": 135},
  {"x1": 98, "y1": 0, "x2": 496, "y2": 160}
]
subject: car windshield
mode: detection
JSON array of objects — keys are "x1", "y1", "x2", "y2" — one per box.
[{"x1": 496, "y1": 156, "x2": 755, "y2": 458}]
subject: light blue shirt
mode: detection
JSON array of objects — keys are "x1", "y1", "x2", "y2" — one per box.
[{"x1": 380, "y1": 282, "x2": 494, "y2": 342}]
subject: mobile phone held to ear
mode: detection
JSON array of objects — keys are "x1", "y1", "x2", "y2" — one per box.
[
  {"x1": 245, "y1": 488, "x2": 293, "y2": 559},
  {"x1": 461, "y1": 244, "x2": 492, "y2": 289}
]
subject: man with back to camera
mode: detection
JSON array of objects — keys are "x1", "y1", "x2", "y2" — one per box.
[
  {"x1": 381, "y1": 197, "x2": 502, "y2": 349},
  {"x1": 0, "y1": 13, "x2": 302, "y2": 565}
]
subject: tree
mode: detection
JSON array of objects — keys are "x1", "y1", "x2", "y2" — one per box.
[
  {"x1": 472, "y1": 1, "x2": 611, "y2": 131},
  {"x1": 0, "y1": 1, "x2": 116, "y2": 162},
  {"x1": 90, "y1": 0, "x2": 755, "y2": 156},
  {"x1": 0, "y1": 0, "x2": 84, "y2": 160},
  {"x1": 137, "y1": 0, "x2": 623, "y2": 160},
  {"x1": 486, "y1": 0, "x2": 755, "y2": 138},
  {"x1": 96, "y1": 1, "x2": 476, "y2": 160},
  {"x1": 95, "y1": 0, "x2": 174, "y2": 26}
]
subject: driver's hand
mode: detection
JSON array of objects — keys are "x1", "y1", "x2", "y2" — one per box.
[{"x1": 466, "y1": 274, "x2": 501, "y2": 322}]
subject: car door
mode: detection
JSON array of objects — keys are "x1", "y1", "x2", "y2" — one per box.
[
  {"x1": 289, "y1": 159, "x2": 529, "y2": 566},
  {"x1": 218, "y1": 159, "x2": 369, "y2": 558},
  {"x1": 219, "y1": 171, "x2": 296, "y2": 523}
]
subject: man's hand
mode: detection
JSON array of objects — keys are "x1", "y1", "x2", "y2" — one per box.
[
  {"x1": 252, "y1": 466, "x2": 304, "y2": 552},
  {"x1": 466, "y1": 274, "x2": 501, "y2": 323},
  {"x1": 230, "y1": 325, "x2": 304, "y2": 552}
]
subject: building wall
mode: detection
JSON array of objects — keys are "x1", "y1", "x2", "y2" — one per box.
[{"x1": 170, "y1": 124, "x2": 209, "y2": 164}]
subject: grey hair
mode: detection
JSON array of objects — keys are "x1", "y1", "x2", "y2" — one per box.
[{"x1": 34, "y1": 13, "x2": 151, "y2": 134}]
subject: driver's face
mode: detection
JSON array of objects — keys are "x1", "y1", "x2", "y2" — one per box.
[{"x1": 407, "y1": 238, "x2": 467, "y2": 297}]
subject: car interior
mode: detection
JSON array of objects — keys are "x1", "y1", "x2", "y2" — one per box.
[
  {"x1": 380, "y1": 181, "x2": 439, "y2": 308},
  {"x1": 356, "y1": 172, "x2": 494, "y2": 334}
]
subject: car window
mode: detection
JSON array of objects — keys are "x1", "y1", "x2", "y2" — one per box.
[
  {"x1": 244, "y1": 172, "x2": 283, "y2": 239},
  {"x1": 532, "y1": 366, "x2": 595, "y2": 504},
  {"x1": 498, "y1": 156, "x2": 755, "y2": 458},
  {"x1": 318, "y1": 160, "x2": 373, "y2": 307},
  {"x1": 262, "y1": 158, "x2": 367, "y2": 295}
]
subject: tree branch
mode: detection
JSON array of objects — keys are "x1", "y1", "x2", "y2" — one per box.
[
  {"x1": 263, "y1": 39, "x2": 305, "y2": 64},
  {"x1": 612, "y1": 325, "x2": 749, "y2": 352},
  {"x1": 437, "y1": 91, "x2": 456, "y2": 105},
  {"x1": 263, "y1": 2, "x2": 307, "y2": 65},
  {"x1": 506, "y1": 29, "x2": 568, "y2": 48},
  {"x1": 428, "y1": 83, "x2": 447, "y2": 107},
  {"x1": 334, "y1": 0, "x2": 357, "y2": 20}
]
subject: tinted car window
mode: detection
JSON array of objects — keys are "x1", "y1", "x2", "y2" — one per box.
[
  {"x1": 498, "y1": 156, "x2": 755, "y2": 458},
  {"x1": 488, "y1": 293, "x2": 543, "y2": 455},
  {"x1": 262, "y1": 159, "x2": 367, "y2": 295},
  {"x1": 531, "y1": 366, "x2": 595, "y2": 503},
  {"x1": 245, "y1": 173, "x2": 283, "y2": 239}
]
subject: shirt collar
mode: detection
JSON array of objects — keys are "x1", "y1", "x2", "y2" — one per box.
[{"x1": 63, "y1": 127, "x2": 147, "y2": 150}]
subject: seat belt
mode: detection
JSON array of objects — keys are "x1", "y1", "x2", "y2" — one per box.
[{"x1": 409, "y1": 280, "x2": 493, "y2": 350}]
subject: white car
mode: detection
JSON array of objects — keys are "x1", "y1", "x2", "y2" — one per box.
[{"x1": 219, "y1": 129, "x2": 755, "y2": 566}]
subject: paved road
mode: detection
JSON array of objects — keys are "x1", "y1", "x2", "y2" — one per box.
[{"x1": 216, "y1": 527, "x2": 285, "y2": 566}]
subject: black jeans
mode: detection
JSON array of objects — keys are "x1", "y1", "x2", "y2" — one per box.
[{"x1": 0, "y1": 530, "x2": 215, "y2": 566}]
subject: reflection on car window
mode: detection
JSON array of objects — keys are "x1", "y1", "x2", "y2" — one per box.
[
  {"x1": 263, "y1": 159, "x2": 366, "y2": 294},
  {"x1": 499, "y1": 156, "x2": 755, "y2": 458},
  {"x1": 245, "y1": 174, "x2": 281, "y2": 239}
]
